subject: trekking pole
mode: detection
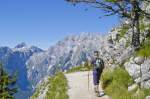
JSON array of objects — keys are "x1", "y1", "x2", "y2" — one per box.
[
  {"x1": 88, "y1": 70, "x2": 90, "y2": 91},
  {"x1": 86, "y1": 60, "x2": 90, "y2": 91}
]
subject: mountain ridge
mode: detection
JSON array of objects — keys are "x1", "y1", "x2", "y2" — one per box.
[{"x1": 0, "y1": 33, "x2": 104, "y2": 99}]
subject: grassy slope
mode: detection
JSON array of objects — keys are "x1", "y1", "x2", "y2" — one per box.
[
  {"x1": 136, "y1": 37, "x2": 150, "y2": 57},
  {"x1": 31, "y1": 62, "x2": 92, "y2": 99},
  {"x1": 101, "y1": 67, "x2": 150, "y2": 99},
  {"x1": 45, "y1": 72, "x2": 69, "y2": 99},
  {"x1": 31, "y1": 72, "x2": 68, "y2": 99}
]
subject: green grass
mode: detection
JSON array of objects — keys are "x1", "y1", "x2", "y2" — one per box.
[
  {"x1": 101, "y1": 67, "x2": 133, "y2": 90},
  {"x1": 136, "y1": 37, "x2": 150, "y2": 57},
  {"x1": 140, "y1": 23, "x2": 150, "y2": 33},
  {"x1": 125, "y1": 40, "x2": 131, "y2": 48},
  {"x1": 118, "y1": 25, "x2": 130, "y2": 40},
  {"x1": 45, "y1": 72, "x2": 69, "y2": 99},
  {"x1": 140, "y1": 22, "x2": 146, "y2": 33},
  {"x1": 101, "y1": 67, "x2": 150, "y2": 99},
  {"x1": 136, "y1": 22, "x2": 150, "y2": 57},
  {"x1": 66, "y1": 62, "x2": 92, "y2": 73},
  {"x1": 31, "y1": 78, "x2": 50, "y2": 99},
  {"x1": 31, "y1": 72, "x2": 69, "y2": 99}
]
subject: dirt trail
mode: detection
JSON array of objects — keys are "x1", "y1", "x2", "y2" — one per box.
[{"x1": 65, "y1": 71, "x2": 111, "y2": 99}]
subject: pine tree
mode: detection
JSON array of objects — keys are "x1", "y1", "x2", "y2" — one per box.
[{"x1": 0, "y1": 63, "x2": 17, "y2": 99}]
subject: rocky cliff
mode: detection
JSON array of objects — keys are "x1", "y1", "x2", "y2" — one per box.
[{"x1": 99, "y1": 1, "x2": 150, "y2": 89}]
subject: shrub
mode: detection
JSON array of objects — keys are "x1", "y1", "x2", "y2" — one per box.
[
  {"x1": 46, "y1": 72, "x2": 69, "y2": 99},
  {"x1": 31, "y1": 80, "x2": 49, "y2": 99},
  {"x1": 102, "y1": 67, "x2": 133, "y2": 88},
  {"x1": 101, "y1": 69, "x2": 113, "y2": 89},
  {"x1": 31, "y1": 72, "x2": 69, "y2": 99},
  {"x1": 101, "y1": 67, "x2": 150, "y2": 99},
  {"x1": 125, "y1": 40, "x2": 131, "y2": 48},
  {"x1": 140, "y1": 23, "x2": 150, "y2": 33},
  {"x1": 118, "y1": 25, "x2": 130, "y2": 40},
  {"x1": 136, "y1": 37, "x2": 150, "y2": 57},
  {"x1": 101, "y1": 67, "x2": 134, "y2": 99}
]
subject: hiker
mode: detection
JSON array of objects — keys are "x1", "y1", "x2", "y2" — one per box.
[{"x1": 91, "y1": 51, "x2": 105, "y2": 97}]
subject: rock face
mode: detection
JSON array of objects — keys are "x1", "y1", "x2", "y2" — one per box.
[
  {"x1": 124, "y1": 57, "x2": 150, "y2": 88},
  {"x1": 26, "y1": 33, "x2": 104, "y2": 87},
  {"x1": 125, "y1": 61, "x2": 141, "y2": 79},
  {"x1": 141, "y1": 59, "x2": 150, "y2": 88},
  {"x1": 98, "y1": 2, "x2": 150, "y2": 89},
  {"x1": 100, "y1": 28, "x2": 134, "y2": 69},
  {"x1": 101, "y1": 25, "x2": 150, "y2": 89},
  {"x1": 101, "y1": 23, "x2": 147, "y2": 88}
]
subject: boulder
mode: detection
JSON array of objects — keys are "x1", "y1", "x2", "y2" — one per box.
[
  {"x1": 130, "y1": 57, "x2": 135, "y2": 64},
  {"x1": 141, "y1": 79, "x2": 150, "y2": 89},
  {"x1": 116, "y1": 47, "x2": 134, "y2": 64},
  {"x1": 128, "y1": 84, "x2": 138, "y2": 92},
  {"x1": 134, "y1": 77, "x2": 141, "y2": 84},
  {"x1": 125, "y1": 62, "x2": 141, "y2": 79},
  {"x1": 118, "y1": 38, "x2": 126, "y2": 48},
  {"x1": 111, "y1": 30, "x2": 119, "y2": 41},
  {"x1": 140, "y1": 59, "x2": 150, "y2": 89},
  {"x1": 141, "y1": 59, "x2": 150, "y2": 74},
  {"x1": 146, "y1": 96, "x2": 150, "y2": 99},
  {"x1": 134, "y1": 57, "x2": 145, "y2": 65},
  {"x1": 141, "y1": 71, "x2": 150, "y2": 82}
]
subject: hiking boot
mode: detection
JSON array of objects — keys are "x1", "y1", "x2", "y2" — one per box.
[{"x1": 98, "y1": 91, "x2": 105, "y2": 97}]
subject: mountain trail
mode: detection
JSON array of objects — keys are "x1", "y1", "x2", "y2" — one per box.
[{"x1": 65, "y1": 71, "x2": 111, "y2": 99}]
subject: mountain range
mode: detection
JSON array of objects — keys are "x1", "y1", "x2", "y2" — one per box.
[{"x1": 0, "y1": 33, "x2": 104, "y2": 99}]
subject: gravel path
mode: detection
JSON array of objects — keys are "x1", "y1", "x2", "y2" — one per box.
[{"x1": 65, "y1": 71, "x2": 111, "y2": 99}]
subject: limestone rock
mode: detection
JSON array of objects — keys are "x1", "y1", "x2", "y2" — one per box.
[
  {"x1": 141, "y1": 59, "x2": 150, "y2": 74},
  {"x1": 146, "y1": 96, "x2": 150, "y2": 99},
  {"x1": 128, "y1": 84, "x2": 138, "y2": 92},
  {"x1": 125, "y1": 62, "x2": 141, "y2": 79},
  {"x1": 134, "y1": 57, "x2": 145, "y2": 65},
  {"x1": 141, "y1": 79, "x2": 150, "y2": 89}
]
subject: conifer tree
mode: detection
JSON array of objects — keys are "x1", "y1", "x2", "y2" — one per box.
[{"x1": 0, "y1": 63, "x2": 17, "y2": 99}]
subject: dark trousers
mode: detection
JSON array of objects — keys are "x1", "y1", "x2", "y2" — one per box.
[{"x1": 93, "y1": 68, "x2": 102, "y2": 85}]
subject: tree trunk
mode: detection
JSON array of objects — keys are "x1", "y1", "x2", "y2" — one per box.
[{"x1": 131, "y1": 0, "x2": 140, "y2": 50}]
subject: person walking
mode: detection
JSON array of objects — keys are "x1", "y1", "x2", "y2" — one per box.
[{"x1": 91, "y1": 51, "x2": 105, "y2": 97}]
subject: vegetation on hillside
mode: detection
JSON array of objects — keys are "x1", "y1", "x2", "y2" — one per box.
[
  {"x1": 31, "y1": 72, "x2": 68, "y2": 99},
  {"x1": 66, "y1": 62, "x2": 92, "y2": 73},
  {"x1": 0, "y1": 63, "x2": 17, "y2": 99},
  {"x1": 31, "y1": 78, "x2": 49, "y2": 99},
  {"x1": 118, "y1": 24, "x2": 130, "y2": 41},
  {"x1": 136, "y1": 30, "x2": 150, "y2": 57},
  {"x1": 101, "y1": 67, "x2": 150, "y2": 99},
  {"x1": 46, "y1": 72, "x2": 68, "y2": 99}
]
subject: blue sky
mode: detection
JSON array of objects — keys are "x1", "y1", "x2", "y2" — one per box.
[{"x1": 0, "y1": 0, "x2": 119, "y2": 49}]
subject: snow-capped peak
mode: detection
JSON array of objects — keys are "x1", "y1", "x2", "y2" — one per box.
[{"x1": 15, "y1": 42, "x2": 27, "y2": 48}]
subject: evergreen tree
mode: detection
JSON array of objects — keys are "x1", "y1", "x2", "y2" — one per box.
[{"x1": 0, "y1": 63, "x2": 17, "y2": 99}]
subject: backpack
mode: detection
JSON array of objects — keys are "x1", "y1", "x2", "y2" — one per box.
[{"x1": 92, "y1": 58, "x2": 104, "y2": 70}]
